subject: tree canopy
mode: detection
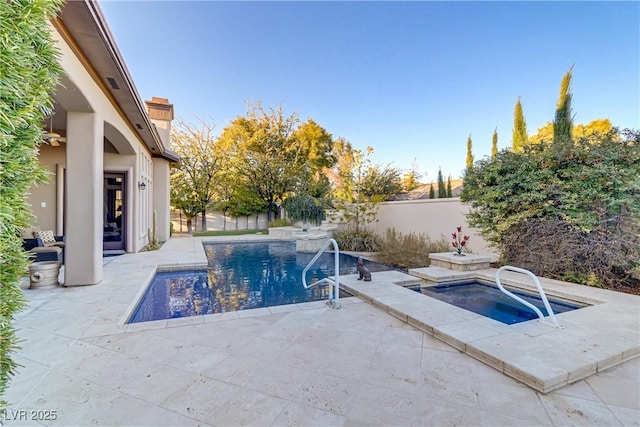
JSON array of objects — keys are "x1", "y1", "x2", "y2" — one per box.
[{"x1": 170, "y1": 118, "x2": 223, "y2": 231}]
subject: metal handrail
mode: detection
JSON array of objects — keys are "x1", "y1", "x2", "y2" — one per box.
[
  {"x1": 495, "y1": 266, "x2": 561, "y2": 328},
  {"x1": 302, "y1": 238, "x2": 341, "y2": 309}
]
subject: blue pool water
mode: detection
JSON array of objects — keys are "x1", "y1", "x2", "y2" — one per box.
[
  {"x1": 128, "y1": 241, "x2": 392, "y2": 323},
  {"x1": 414, "y1": 280, "x2": 584, "y2": 325}
]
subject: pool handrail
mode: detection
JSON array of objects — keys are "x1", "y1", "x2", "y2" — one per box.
[
  {"x1": 302, "y1": 238, "x2": 341, "y2": 309},
  {"x1": 496, "y1": 266, "x2": 562, "y2": 328}
]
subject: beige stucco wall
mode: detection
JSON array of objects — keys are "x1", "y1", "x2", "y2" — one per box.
[
  {"x1": 366, "y1": 198, "x2": 495, "y2": 256},
  {"x1": 48, "y1": 24, "x2": 161, "y2": 251},
  {"x1": 153, "y1": 158, "x2": 171, "y2": 242},
  {"x1": 24, "y1": 24, "x2": 173, "y2": 285},
  {"x1": 26, "y1": 146, "x2": 66, "y2": 235}
]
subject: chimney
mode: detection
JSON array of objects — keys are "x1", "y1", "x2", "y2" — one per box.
[{"x1": 145, "y1": 96, "x2": 174, "y2": 148}]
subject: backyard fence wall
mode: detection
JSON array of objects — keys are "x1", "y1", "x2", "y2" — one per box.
[
  {"x1": 170, "y1": 199, "x2": 495, "y2": 256},
  {"x1": 364, "y1": 198, "x2": 495, "y2": 256},
  {"x1": 170, "y1": 209, "x2": 269, "y2": 233}
]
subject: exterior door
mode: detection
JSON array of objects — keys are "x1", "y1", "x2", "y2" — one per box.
[{"x1": 103, "y1": 173, "x2": 126, "y2": 251}]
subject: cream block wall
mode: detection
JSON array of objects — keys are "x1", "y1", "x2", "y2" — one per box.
[
  {"x1": 170, "y1": 210, "x2": 269, "y2": 233},
  {"x1": 366, "y1": 198, "x2": 496, "y2": 256}
]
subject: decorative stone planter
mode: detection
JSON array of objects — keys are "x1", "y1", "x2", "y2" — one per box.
[
  {"x1": 29, "y1": 261, "x2": 61, "y2": 288},
  {"x1": 429, "y1": 252, "x2": 493, "y2": 272}
]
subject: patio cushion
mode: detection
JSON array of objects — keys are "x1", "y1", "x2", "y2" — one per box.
[
  {"x1": 30, "y1": 246, "x2": 62, "y2": 263},
  {"x1": 34, "y1": 230, "x2": 56, "y2": 246}
]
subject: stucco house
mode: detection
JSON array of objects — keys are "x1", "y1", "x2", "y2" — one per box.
[{"x1": 26, "y1": 0, "x2": 178, "y2": 287}]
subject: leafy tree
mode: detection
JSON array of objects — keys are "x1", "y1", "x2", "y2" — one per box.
[
  {"x1": 330, "y1": 146, "x2": 383, "y2": 233},
  {"x1": 512, "y1": 98, "x2": 528, "y2": 152},
  {"x1": 437, "y1": 168, "x2": 446, "y2": 198},
  {"x1": 529, "y1": 121, "x2": 554, "y2": 145},
  {"x1": 491, "y1": 128, "x2": 498, "y2": 159},
  {"x1": 361, "y1": 165, "x2": 403, "y2": 200},
  {"x1": 573, "y1": 118, "x2": 613, "y2": 139},
  {"x1": 170, "y1": 118, "x2": 222, "y2": 231},
  {"x1": 292, "y1": 119, "x2": 336, "y2": 198},
  {"x1": 218, "y1": 103, "x2": 303, "y2": 222},
  {"x1": 213, "y1": 180, "x2": 268, "y2": 229},
  {"x1": 170, "y1": 183, "x2": 201, "y2": 233},
  {"x1": 0, "y1": 0, "x2": 63, "y2": 406},
  {"x1": 446, "y1": 175, "x2": 453, "y2": 198},
  {"x1": 530, "y1": 118, "x2": 614, "y2": 146},
  {"x1": 429, "y1": 183, "x2": 435, "y2": 199},
  {"x1": 325, "y1": 137, "x2": 356, "y2": 201},
  {"x1": 553, "y1": 65, "x2": 574, "y2": 145},
  {"x1": 293, "y1": 118, "x2": 336, "y2": 171},
  {"x1": 401, "y1": 158, "x2": 422, "y2": 192},
  {"x1": 465, "y1": 134, "x2": 474, "y2": 169}
]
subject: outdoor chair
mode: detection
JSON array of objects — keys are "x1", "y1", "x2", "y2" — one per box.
[{"x1": 23, "y1": 235, "x2": 65, "y2": 263}]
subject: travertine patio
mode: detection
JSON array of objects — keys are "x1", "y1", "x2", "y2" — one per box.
[{"x1": 6, "y1": 234, "x2": 640, "y2": 426}]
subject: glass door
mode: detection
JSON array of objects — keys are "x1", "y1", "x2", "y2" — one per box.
[{"x1": 104, "y1": 173, "x2": 126, "y2": 252}]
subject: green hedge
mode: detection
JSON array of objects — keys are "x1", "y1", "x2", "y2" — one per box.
[{"x1": 0, "y1": 0, "x2": 63, "y2": 407}]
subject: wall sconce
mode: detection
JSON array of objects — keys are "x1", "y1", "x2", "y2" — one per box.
[{"x1": 138, "y1": 181, "x2": 147, "y2": 190}]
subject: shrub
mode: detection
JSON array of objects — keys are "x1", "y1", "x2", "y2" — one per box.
[
  {"x1": 333, "y1": 228, "x2": 380, "y2": 252},
  {"x1": 0, "y1": 0, "x2": 63, "y2": 407},
  {"x1": 462, "y1": 129, "x2": 640, "y2": 289},
  {"x1": 269, "y1": 218, "x2": 293, "y2": 228},
  {"x1": 502, "y1": 215, "x2": 639, "y2": 289},
  {"x1": 377, "y1": 228, "x2": 449, "y2": 269}
]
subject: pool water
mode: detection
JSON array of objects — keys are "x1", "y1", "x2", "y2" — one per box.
[
  {"x1": 128, "y1": 241, "x2": 391, "y2": 323},
  {"x1": 414, "y1": 280, "x2": 584, "y2": 325}
]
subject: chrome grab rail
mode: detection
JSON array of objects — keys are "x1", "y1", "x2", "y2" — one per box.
[
  {"x1": 496, "y1": 266, "x2": 562, "y2": 328},
  {"x1": 302, "y1": 238, "x2": 341, "y2": 309}
]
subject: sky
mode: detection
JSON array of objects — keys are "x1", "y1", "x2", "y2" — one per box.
[{"x1": 99, "y1": 1, "x2": 639, "y2": 181}]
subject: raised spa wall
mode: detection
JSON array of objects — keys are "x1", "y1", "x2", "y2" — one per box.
[
  {"x1": 408, "y1": 252, "x2": 498, "y2": 285},
  {"x1": 268, "y1": 225, "x2": 338, "y2": 253}
]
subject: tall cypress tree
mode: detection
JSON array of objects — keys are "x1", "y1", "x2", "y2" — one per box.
[
  {"x1": 512, "y1": 98, "x2": 528, "y2": 152},
  {"x1": 437, "y1": 168, "x2": 446, "y2": 198},
  {"x1": 446, "y1": 174, "x2": 453, "y2": 198},
  {"x1": 491, "y1": 128, "x2": 498, "y2": 159},
  {"x1": 553, "y1": 65, "x2": 574, "y2": 145},
  {"x1": 429, "y1": 183, "x2": 435, "y2": 199},
  {"x1": 465, "y1": 134, "x2": 474, "y2": 169}
]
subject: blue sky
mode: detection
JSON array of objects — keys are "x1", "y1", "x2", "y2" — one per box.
[{"x1": 100, "y1": 1, "x2": 639, "y2": 181}]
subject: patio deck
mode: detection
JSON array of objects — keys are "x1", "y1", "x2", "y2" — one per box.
[{"x1": 6, "y1": 234, "x2": 640, "y2": 426}]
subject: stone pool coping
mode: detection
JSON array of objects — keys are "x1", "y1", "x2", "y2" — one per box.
[{"x1": 339, "y1": 268, "x2": 640, "y2": 393}]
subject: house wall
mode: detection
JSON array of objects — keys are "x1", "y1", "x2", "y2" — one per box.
[
  {"x1": 41, "y1": 24, "x2": 160, "y2": 255},
  {"x1": 26, "y1": 146, "x2": 66, "y2": 235},
  {"x1": 364, "y1": 198, "x2": 495, "y2": 256},
  {"x1": 153, "y1": 159, "x2": 171, "y2": 242}
]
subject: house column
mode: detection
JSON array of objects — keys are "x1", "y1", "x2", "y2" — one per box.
[
  {"x1": 145, "y1": 97, "x2": 174, "y2": 243},
  {"x1": 64, "y1": 111, "x2": 103, "y2": 286},
  {"x1": 152, "y1": 158, "x2": 170, "y2": 241}
]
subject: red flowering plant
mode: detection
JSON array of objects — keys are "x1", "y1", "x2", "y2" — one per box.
[{"x1": 451, "y1": 226, "x2": 470, "y2": 255}]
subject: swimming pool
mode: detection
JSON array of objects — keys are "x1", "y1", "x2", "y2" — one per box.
[
  {"x1": 128, "y1": 241, "x2": 392, "y2": 323},
  {"x1": 413, "y1": 280, "x2": 585, "y2": 325}
]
